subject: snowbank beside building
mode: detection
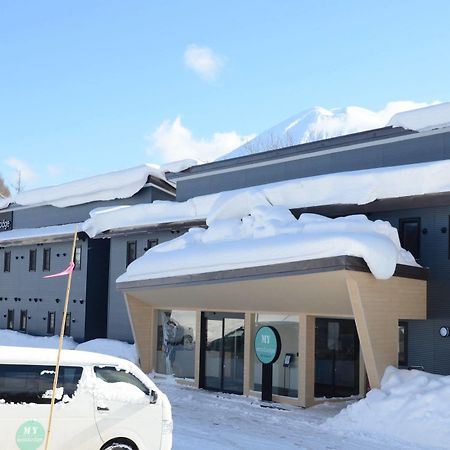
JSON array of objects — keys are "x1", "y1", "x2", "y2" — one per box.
[
  {"x1": 327, "y1": 366, "x2": 450, "y2": 449},
  {"x1": 118, "y1": 211, "x2": 418, "y2": 283}
]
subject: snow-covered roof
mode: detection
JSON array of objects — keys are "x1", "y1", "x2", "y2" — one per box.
[
  {"x1": 0, "y1": 164, "x2": 170, "y2": 210},
  {"x1": 0, "y1": 223, "x2": 79, "y2": 246},
  {"x1": 85, "y1": 158, "x2": 450, "y2": 237},
  {"x1": 388, "y1": 102, "x2": 450, "y2": 132},
  {"x1": 117, "y1": 210, "x2": 419, "y2": 283},
  {"x1": 0, "y1": 345, "x2": 136, "y2": 369}
]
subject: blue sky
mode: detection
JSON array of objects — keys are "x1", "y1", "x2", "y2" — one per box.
[{"x1": 1, "y1": 0, "x2": 449, "y2": 190}]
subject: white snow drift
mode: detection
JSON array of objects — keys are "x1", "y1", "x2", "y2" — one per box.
[
  {"x1": 117, "y1": 210, "x2": 418, "y2": 283},
  {"x1": 0, "y1": 164, "x2": 167, "y2": 210},
  {"x1": 327, "y1": 366, "x2": 450, "y2": 449}
]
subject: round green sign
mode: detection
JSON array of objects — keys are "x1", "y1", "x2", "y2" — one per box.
[
  {"x1": 254, "y1": 326, "x2": 281, "y2": 364},
  {"x1": 16, "y1": 420, "x2": 45, "y2": 450}
]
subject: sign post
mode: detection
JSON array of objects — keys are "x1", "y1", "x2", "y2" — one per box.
[{"x1": 254, "y1": 326, "x2": 281, "y2": 402}]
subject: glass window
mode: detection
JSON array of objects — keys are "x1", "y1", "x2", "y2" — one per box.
[
  {"x1": 73, "y1": 246, "x2": 82, "y2": 270},
  {"x1": 47, "y1": 312, "x2": 56, "y2": 335},
  {"x1": 253, "y1": 314, "x2": 299, "y2": 398},
  {"x1": 399, "y1": 218, "x2": 420, "y2": 259},
  {"x1": 43, "y1": 248, "x2": 51, "y2": 271},
  {"x1": 398, "y1": 322, "x2": 408, "y2": 367},
  {"x1": 29, "y1": 249, "x2": 37, "y2": 272},
  {"x1": 146, "y1": 239, "x2": 159, "y2": 251},
  {"x1": 126, "y1": 241, "x2": 137, "y2": 267},
  {"x1": 0, "y1": 364, "x2": 82, "y2": 404},
  {"x1": 4, "y1": 250, "x2": 11, "y2": 272},
  {"x1": 64, "y1": 312, "x2": 71, "y2": 336},
  {"x1": 7, "y1": 309, "x2": 14, "y2": 330},
  {"x1": 94, "y1": 366, "x2": 149, "y2": 395},
  {"x1": 19, "y1": 310, "x2": 27, "y2": 332},
  {"x1": 156, "y1": 310, "x2": 196, "y2": 379}
]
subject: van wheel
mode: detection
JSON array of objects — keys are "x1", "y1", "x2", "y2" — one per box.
[{"x1": 101, "y1": 439, "x2": 137, "y2": 450}]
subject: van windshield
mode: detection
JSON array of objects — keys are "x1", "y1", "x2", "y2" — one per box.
[{"x1": 0, "y1": 364, "x2": 83, "y2": 404}]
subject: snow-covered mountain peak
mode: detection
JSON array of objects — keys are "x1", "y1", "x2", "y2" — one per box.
[{"x1": 219, "y1": 101, "x2": 439, "y2": 161}]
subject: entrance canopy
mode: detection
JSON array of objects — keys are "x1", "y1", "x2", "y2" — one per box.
[{"x1": 119, "y1": 255, "x2": 427, "y2": 403}]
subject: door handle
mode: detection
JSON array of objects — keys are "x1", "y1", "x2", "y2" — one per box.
[{"x1": 97, "y1": 406, "x2": 109, "y2": 411}]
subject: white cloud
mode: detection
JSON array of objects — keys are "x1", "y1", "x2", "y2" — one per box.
[
  {"x1": 4, "y1": 157, "x2": 39, "y2": 190},
  {"x1": 147, "y1": 116, "x2": 255, "y2": 163},
  {"x1": 184, "y1": 44, "x2": 224, "y2": 82},
  {"x1": 46, "y1": 164, "x2": 62, "y2": 176}
]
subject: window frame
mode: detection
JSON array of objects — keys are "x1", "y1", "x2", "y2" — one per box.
[
  {"x1": 7, "y1": 309, "x2": 14, "y2": 330},
  {"x1": 47, "y1": 311, "x2": 56, "y2": 335},
  {"x1": 3, "y1": 250, "x2": 11, "y2": 272},
  {"x1": 398, "y1": 321, "x2": 408, "y2": 367},
  {"x1": 19, "y1": 309, "x2": 27, "y2": 332},
  {"x1": 29, "y1": 249, "x2": 37, "y2": 272},
  {"x1": 399, "y1": 217, "x2": 421, "y2": 260},
  {"x1": 126, "y1": 240, "x2": 137, "y2": 267},
  {"x1": 146, "y1": 238, "x2": 159, "y2": 251},
  {"x1": 43, "y1": 248, "x2": 51, "y2": 271},
  {"x1": 93, "y1": 366, "x2": 150, "y2": 396},
  {"x1": 64, "y1": 312, "x2": 71, "y2": 336},
  {"x1": 73, "y1": 246, "x2": 82, "y2": 270}
]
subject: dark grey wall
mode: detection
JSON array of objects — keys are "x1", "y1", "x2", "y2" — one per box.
[
  {"x1": 175, "y1": 130, "x2": 450, "y2": 201},
  {"x1": 107, "y1": 229, "x2": 184, "y2": 342},
  {"x1": 8, "y1": 185, "x2": 173, "y2": 229},
  {"x1": 368, "y1": 205, "x2": 450, "y2": 375},
  {"x1": 0, "y1": 239, "x2": 88, "y2": 341}
]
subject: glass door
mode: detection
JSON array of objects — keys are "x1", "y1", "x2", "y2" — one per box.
[
  {"x1": 314, "y1": 318, "x2": 359, "y2": 398},
  {"x1": 201, "y1": 312, "x2": 245, "y2": 394}
]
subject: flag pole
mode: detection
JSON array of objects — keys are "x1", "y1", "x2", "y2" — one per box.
[{"x1": 44, "y1": 227, "x2": 78, "y2": 450}]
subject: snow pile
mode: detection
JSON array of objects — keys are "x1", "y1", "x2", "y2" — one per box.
[
  {"x1": 76, "y1": 338, "x2": 138, "y2": 364},
  {"x1": 83, "y1": 193, "x2": 219, "y2": 237},
  {"x1": 389, "y1": 102, "x2": 450, "y2": 132},
  {"x1": 117, "y1": 210, "x2": 418, "y2": 283},
  {"x1": 0, "y1": 329, "x2": 77, "y2": 349},
  {"x1": 0, "y1": 330, "x2": 137, "y2": 363},
  {"x1": 0, "y1": 223, "x2": 79, "y2": 245},
  {"x1": 220, "y1": 101, "x2": 438, "y2": 160},
  {"x1": 84, "y1": 159, "x2": 450, "y2": 238},
  {"x1": 327, "y1": 366, "x2": 450, "y2": 449},
  {"x1": 160, "y1": 159, "x2": 199, "y2": 173},
  {"x1": 0, "y1": 164, "x2": 166, "y2": 209}
]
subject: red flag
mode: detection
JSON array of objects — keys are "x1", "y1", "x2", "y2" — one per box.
[{"x1": 43, "y1": 261, "x2": 75, "y2": 279}]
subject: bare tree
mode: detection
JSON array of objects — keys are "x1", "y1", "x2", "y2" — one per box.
[
  {"x1": 240, "y1": 131, "x2": 298, "y2": 156},
  {"x1": 0, "y1": 174, "x2": 10, "y2": 198}
]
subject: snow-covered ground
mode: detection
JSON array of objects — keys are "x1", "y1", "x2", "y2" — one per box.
[
  {"x1": 1, "y1": 330, "x2": 448, "y2": 449},
  {"x1": 157, "y1": 377, "x2": 433, "y2": 450}
]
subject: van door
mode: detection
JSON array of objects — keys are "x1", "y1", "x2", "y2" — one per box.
[
  {"x1": 93, "y1": 366, "x2": 163, "y2": 450},
  {"x1": 0, "y1": 364, "x2": 103, "y2": 450}
]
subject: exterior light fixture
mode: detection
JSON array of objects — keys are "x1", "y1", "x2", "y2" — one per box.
[{"x1": 439, "y1": 326, "x2": 449, "y2": 337}]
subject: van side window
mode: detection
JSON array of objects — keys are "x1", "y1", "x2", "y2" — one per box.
[
  {"x1": 94, "y1": 366, "x2": 150, "y2": 396},
  {"x1": 0, "y1": 364, "x2": 83, "y2": 404}
]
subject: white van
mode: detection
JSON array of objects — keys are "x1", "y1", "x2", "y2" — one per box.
[{"x1": 0, "y1": 346, "x2": 173, "y2": 450}]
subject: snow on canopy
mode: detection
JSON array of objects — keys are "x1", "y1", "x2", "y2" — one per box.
[
  {"x1": 219, "y1": 100, "x2": 440, "y2": 160},
  {"x1": 327, "y1": 366, "x2": 450, "y2": 449},
  {"x1": 117, "y1": 210, "x2": 419, "y2": 283},
  {"x1": 388, "y1": 102, "x2": 450, "y2": 132},
  {"x1": 85, "y1": 159, "x2": 450, "y2": 237},
  {"x1": 0, "y1": 164, "x2": 167, "y2": 209}
]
